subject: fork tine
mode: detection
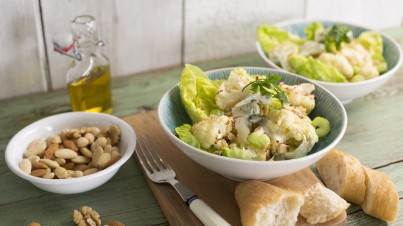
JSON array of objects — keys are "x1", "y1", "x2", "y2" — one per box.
[
  {"x1": 143, "y1": 135, "x2": 172, "y2": 171},
  {"x1": 136, "y1": 135, "x2": 158, "y2": 174}
]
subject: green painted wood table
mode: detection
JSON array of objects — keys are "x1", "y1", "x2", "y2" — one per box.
[{"x1": 1, "y1": 27, "x2": 403, "y2": 226}]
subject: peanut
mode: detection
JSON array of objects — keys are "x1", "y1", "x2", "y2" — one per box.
[
  {"x1": 110, "y1": 125, "x2": 121, "y2": 145},
  {"x1": 54, "y1": 158, "x2": 66, "y2": 166},
  {"x1": 95, "y1": 137, "x2": 108, "y2": 148},
  {"x1": 84, "y1": 133, "x2": 95, "y2": 144},
  {"x1": 77, "y1": 137, "x2": 89, "y2": 148},
  {"x1": 55, "y1": 167, "x2": 69, "y2": 179},
  {"x1": 43, "y1": 172, "x2": 55, "y2": 179},
  {"x1": 79, "y1": 147, "x2": 92, "y2": 158},
  {"x1": 27, "y1": 155, "x2": 40, "y2": 163},
  {"x1": 46, "y1": 135, "x2": 61, "y2": 144}
]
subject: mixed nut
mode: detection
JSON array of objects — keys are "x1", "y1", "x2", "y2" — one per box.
[{"x1": 18, "y1": 125, "x2": 122, "y2": 179}]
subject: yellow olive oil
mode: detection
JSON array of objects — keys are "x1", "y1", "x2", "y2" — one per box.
[{"x1": 68, "y1": 65, "x2": 112, "y2": 113}]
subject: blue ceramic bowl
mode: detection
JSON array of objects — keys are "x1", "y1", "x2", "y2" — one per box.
[
  {"x1": 158, "y1": 67, "x2": 347, "y2": 181},
  {"x1": 256, "y1": 19, "x2": 403, "y2": 104}
]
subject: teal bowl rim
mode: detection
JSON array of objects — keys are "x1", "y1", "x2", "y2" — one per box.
[
  {"x1": 158, "y1": 67, "x2": 347, "y2": 165},
  {"x1": 256, "y1": 19, "x2": 403, "y2": 87}
]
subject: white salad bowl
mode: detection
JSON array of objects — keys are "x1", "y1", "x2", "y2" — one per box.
[
  {"x1": 256, "y1": 19, "x2": 403, "y2": 104},
  {"x1": 5, "y1": 112, "x2": 136, "y2": 194},
  {"x1": 158, "y1": 67, "x2": 347, "y2": 181}
]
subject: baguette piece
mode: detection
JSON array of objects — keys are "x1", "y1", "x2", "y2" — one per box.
[
  {"x1": 235, "y1": 180, "x2": 304, "y2": 226},
  {"x1": 300, "y1": 182, "x2": 350, "y2": 224},
  {"x1": 316, "y1": 149, "x2": 366, "y2": 204},
  {"x1": 361, "y1": 166, "x2": 399, "y2": 222}
]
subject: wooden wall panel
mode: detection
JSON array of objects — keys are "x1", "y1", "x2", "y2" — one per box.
[
  {"x1": 0, "y1": 0, "x2": 47, "y2": 100},
  {"x1": 306, "y1": 0, "x2": 403, "y2": 29},
  {"x1": 1, "y1": 0, "x2": 403, "y2": 100},
  {"x1": 183, "y1": 0, "x2": 305, "y2": 63},
  {"x1": 41, "y1": 0, "x2": 183, "y2": 90}
]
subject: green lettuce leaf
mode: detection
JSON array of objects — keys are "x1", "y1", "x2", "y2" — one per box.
[
  {"x1": 323, "y1": 24, "x2": 352, "y2": 52},
  {"x1": 304, "y1": 22, "x2": 324, "y2": 40},
  {"x1": 179, "y1": 64, "x2": 223, "y2": 123},
  {"x1": 222, "y1": 145, "x2": 266, "y2": 161},
  {"x1": 257, "y1": 25, "x2": 304, "y2": 53},
  {"x1": 175, "y1": 124, "x2": 200, "y2": 148},
  {"x1": 289, "y1": 54, "x2": 347, "y2": 83},
  {"x1": 356, "y1": 31, "x2": 388, "y2": 73}
]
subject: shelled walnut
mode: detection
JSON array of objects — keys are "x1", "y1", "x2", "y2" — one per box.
[{"x1": 73, "y1": 206, "x2": 125, "y2": 226}]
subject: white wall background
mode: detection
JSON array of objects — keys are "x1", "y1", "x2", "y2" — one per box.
[{"x1": 1, "y1": 0, "x2": 402, "y2": 100}]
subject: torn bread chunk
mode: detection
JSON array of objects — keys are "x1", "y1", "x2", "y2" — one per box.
[
  {"x1": 235, "y1": 180, "x2": 304, "y2": 226},
  {"x1": 316, "y1": 149, "x2": 366, "y2": 204},
  {"x1": 361, "y1": 166, "x2": 399, "y2": 222},
  {"x1": 300, "y1": 183, "x2": 350, "y2": 224}
]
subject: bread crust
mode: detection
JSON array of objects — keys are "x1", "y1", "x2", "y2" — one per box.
[
  {"x1": 316, "y1": 149, "x2": 366, "y2": 204},
  {"x1": 361, "y1": 166, "x2": 399, "y2": 222},
  {"x1": 235, "y1": 180, "x2": 304, "y2": 226}
]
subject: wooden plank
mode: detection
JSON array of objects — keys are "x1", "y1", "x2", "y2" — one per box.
[
  {"x1": 306, "y1": 0, "x2": 403, "y2": 29},
  {"x1": 184, "y1": 0, "x2": 305, "y2": 63},
  {"x1": 41, "y1": 0, "x2": 183, "y2": 90},
  {"x1": 124, "y1": 111, "x2": 346, "y2": 226},
  {"x1": 0, "y1": 0, "x2": 48, "y2": 100}
]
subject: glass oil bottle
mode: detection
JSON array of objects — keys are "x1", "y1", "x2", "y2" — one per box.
[{"x1": 64, "y1": 15, "x2": 112, "y2": 113}]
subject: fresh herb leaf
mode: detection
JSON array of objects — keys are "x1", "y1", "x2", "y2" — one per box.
[
  {"x1": 323, "y1": 24, "x2": 352, "y2": 52},
  {"x1": 242, "y1": 75, "x2": 289, "y2": 108}
]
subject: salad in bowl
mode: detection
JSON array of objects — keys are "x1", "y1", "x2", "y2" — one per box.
[
  {"x1": 257, "y1": 21, "x2": 387, "y2": 83},
  {"x1": 256, "y1": 20, "x2": 402, "y2": 104},
  {"x1": 176, "y1": 64, "x2": 330, "y2": 161},
  {"x1": 158, "y1": 65, "x2": 346, "y2": 180}
]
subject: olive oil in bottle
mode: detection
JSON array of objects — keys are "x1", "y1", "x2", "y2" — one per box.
[
  {"x1": 68, "y1": 65, "x2": 112, "y2": 113},
  {"x1": 66, "y1": 15, "x2": 113, "y2": 114}
]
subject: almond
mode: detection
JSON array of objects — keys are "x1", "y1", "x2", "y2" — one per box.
[
  {"x1": 31, "y1": 169, "x2": 47, "y2": 177},
  {"x1": 55, "y1": 148, "x2": 78, "y2": 159},
  {"x1": 63, "y1": 139, "x2": 78, "y2": 151}
]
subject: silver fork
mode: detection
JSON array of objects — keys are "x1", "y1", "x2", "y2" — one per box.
[{"x1": 136, "y1": 135, "x2": 231, "y2": 226}]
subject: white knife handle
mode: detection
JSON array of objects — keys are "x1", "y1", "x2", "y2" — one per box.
[{"x1": 189, "y1": 199, "x2": 231, "y2": 226}]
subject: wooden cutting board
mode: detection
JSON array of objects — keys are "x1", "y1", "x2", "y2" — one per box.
[{"x1": 123, "y1": 111, "x2": 346, "y2": 226}]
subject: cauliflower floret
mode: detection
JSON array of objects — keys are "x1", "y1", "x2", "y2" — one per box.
[
  {"x1": 191, "y1": 115, "x2": 233, "y2": 150},
  {"x1": 318, "y1": 52, "x2": 354, "y2": 79},
  {"x1": 268, "y1": 43, "x2": 299, "y2": 71},
  {"x1": 279, "y1": 82, "x2": 315, "y2": 115},
  {"x1": 339, "y1": 42, "x2": 379, "y2": 80},
  {"x1": 300, "y1": 41, "x2": 325, "y2": 57},
  {"x1": 215, "y1": 68, "x2": 254, "y2": 112},
  {"x1": 263, "y1": 108, "x2": 318, "y2": 159}
]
